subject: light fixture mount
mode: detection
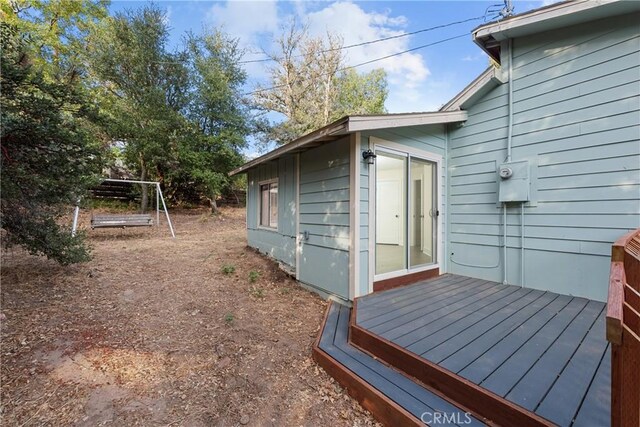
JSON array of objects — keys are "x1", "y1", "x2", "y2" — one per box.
[{"x1": 362, "y1": 149, "x2": 377, "y2": 165}]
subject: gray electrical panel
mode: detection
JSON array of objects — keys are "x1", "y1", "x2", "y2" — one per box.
[{"x1": 498, "y1": 160, "x2": 530, "y2": 203}]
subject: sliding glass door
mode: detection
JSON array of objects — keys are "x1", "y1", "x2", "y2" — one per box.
[
  {"x1": 375, "y1": 152, "x2": 407, "y2": 274},
  {"x1": 410, "y1": 157, "x2": 436, "y2": 268},
  {"x1": 375, "y1": 149, "x2": 437, "y2": 277}
]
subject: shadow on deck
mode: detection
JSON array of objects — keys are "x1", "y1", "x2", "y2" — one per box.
[{"x1": 313, "y1": 274, "x2": 610, "y2": 427}]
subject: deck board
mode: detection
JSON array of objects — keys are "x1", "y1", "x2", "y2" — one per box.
[
  {"x1": 480, "y1": 297, "x2": 590, "y2": 396},
  {"x1": 535, "y1": 310, "x2": 608, "y2": 426},
  {"x1": 459, "y1": 294, "x2": 573, "y2": 383},
  {"x1": 359, "y1": 273, "x2": 465, "y2": 304},
  {"x1": 393, "y1": 286, "x2": 528, "y2": 347},
  {"x1": 371, "y1": 279, "x2": 503, "y2": 337},
  {"x1": 572, "y1": 345, "x2": 611, "y2": 427},
  {"x1": 356, "y1": 274, "x2": 610, "y2": 426},
  {"x1": 358, "y1": 276, "x2": 484, "y2": 325},
  {"x1": 422, "y1": 290, "x2": 553, "y2": 366},
  {"x1": 505, "y1": 300, "x2": 603, "y2": 411},
  {"x1": 319, "y1": 303, "x2": 485, "y2": 426},
  {"x1": 356, "y1": 274, "x2": 466, "y2": 314}
]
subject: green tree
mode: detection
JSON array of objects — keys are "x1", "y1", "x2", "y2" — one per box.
[
  {"x1": 87, "y1": 5, "x2": 187, "y2": 211},
  {"x1": 88, "y1": 6, "x2": 253, "y2": 213},
  {"x1": 1, "y1": 0, "x2": 109, "y2": 80},
  {"x1": 334, "y1": 68, "x2": 387, "y2": 117},
  {"x1": 254, "y1": 23, "x2": 388, "y2": 145},
  {"x1": 0, "y1": 23, "x2": 103, "y2": 264},
  {"x1": 169, "y1": 31, "x2": 250, "y2": 212}
]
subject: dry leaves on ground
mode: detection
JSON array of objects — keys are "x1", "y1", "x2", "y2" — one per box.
[{"x1": 1, "y1": 208, "x2": 380, "y2": 427}]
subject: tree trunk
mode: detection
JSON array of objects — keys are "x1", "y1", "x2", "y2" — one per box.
[
  {"x1": 140, "y1": 157, "x2": 149, "y2": 213},
  {"x1": 323, "y1": 75, "x2": 331, "y2": 125},
  {"x1": 207, "y1": 196, "x2": 219, "y2": 215}
]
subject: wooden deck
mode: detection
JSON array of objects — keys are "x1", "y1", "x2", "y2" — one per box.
[
  {"x1": 355, "y1": 274, "x2": 611, "y2": 426},
  {"x1": 314, "y1": 302, "x2": 486, "y2": 426}
]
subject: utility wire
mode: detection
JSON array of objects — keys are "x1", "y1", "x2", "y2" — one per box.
[
  {"x1": 239, "y1": 15, "x2": 485, "y2": 64},
  {"x1": 245, "y1": 33, "x2": 468, "y2": 96}
]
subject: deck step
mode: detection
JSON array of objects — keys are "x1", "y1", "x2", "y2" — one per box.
[
  {"x1": 350, "y1": 298, "x2": 557, "y2": 427},
  {"x1": 312, "y1": 302, "x2": 487, "y2": 427}
]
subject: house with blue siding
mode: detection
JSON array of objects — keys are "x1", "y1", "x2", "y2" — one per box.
[{"x1": 230, "y1": 0, "x2": 640, "y2": 304}]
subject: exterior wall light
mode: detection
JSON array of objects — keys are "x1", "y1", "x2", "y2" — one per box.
[{"x1": 362, "y1": 149, "x2": 377, "y2": 165}]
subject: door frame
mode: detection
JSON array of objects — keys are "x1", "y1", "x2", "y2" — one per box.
[{"x1": 368, "y1": 137, "x2": 443, "y2": 289}]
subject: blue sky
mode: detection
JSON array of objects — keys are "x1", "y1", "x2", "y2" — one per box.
[{"x1": 109, "y1": 0, "x2": 556, "y2": 153}]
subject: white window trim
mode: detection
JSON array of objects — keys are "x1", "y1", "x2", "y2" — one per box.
[
  {"x1": 257, "y1": 178, "x2": 279, "y2": 231},
  {"x1": 368, "y1": 137, "x2": 443, "y2": 284}
]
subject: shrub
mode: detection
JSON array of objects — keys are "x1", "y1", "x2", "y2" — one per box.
[
  {"x1": 221, "y1": 264, "x2": 235, "y2": 275},
  {"x1": 248, "y1": 270, "x2": 260, "y2": 283}
]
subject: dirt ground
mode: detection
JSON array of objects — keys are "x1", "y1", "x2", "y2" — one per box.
[{"x1": 1, "y1": 208, "x2": 379, "y2": 426}]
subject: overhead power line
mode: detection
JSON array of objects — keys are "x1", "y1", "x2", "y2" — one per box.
[
  {"x1": 245, "y1": 33, "x2": 468, "y2": 96},
  {"x1": 239, "y1": 15, "x2": 485, "y2": 65}
]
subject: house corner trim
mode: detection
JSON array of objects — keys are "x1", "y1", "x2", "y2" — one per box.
[{"x1": 349, "y1": 132, "x2": 361, "y2": 300}]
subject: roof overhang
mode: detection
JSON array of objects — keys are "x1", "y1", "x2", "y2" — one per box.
[
  {"x1": 229, "y1": 118, "x2": 349, "y2": 176},
  {"x1": 440, "y1": 66, "x2": 505, "y2": 112},
  {"x1": 473, "y1": 0, "x2": 640, "y2": 63},
  {"x1": 346, "y1": 110, "x2": 468, "y2": 132},
  {"x1": 230, "y1": 111, "x2": 468, "y2": 176}
]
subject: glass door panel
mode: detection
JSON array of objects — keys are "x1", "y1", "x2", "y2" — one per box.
[
  {"x1": 375, "y1": 151, "x2": 407, "y2": 275},
  {"x1": 409, "y1": 158, "x2": 436, "y2": 268}
]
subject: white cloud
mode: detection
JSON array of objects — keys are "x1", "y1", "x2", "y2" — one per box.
[
  {"x1": 207, "y1": 1, "x2": 433, "y2": 112},
  {"x1": 206, "y1": 1, "x2": 279, "y2": 54},
  {"x1": 206, "y1": 1, "x2": 280, "y2": 78},
  {"x1": 162, "y1": 6, "x2": 172, "y2": 25},
  {"x1": 461, "y1": 53, "x2": 484, "y2": 62},
  {"x1": 303, "y1": 2, "x2": 430, "y2": 91},
  {"x1": 541, "y1": 0, "x2": 562, "y2": 6}
]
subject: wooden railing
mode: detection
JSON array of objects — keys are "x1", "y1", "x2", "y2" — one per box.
[{"x1": 606, "y1": 229, "x2": 640, "y2": 427}]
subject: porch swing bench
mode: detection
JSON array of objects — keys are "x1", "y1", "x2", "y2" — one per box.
[
  {"x1": 91, "y1": 214, "x2": 153, "y2": 229},
  {"x1": 74, "y1": 178, "x2": 174, "y2": 238}
]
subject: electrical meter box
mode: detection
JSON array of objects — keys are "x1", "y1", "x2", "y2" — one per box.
[{"x1": 498, "y1": 160, "x2": 530, "y2": 202}]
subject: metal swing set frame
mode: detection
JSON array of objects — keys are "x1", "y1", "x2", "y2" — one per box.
[{"x1": 71, "y1": 178, "x2": 176, "y2": 238}]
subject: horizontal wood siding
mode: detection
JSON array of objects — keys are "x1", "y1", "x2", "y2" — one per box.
[
  {"x1": 298, "y1": 138, "x2": 351, "y2": 298},
  {"x1": 246, "y1": 156, "x2": 297, "y2": 268},
  {"x1": 447, "y1": 13, "x2": 640, "y2": 301}
]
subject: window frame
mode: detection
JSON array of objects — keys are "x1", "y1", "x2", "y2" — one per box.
[{"x1": 258, "y1": 178, "x2": 279, "y2": 231}]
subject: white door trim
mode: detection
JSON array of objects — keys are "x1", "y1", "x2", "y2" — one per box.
[
  {"x1": 295, "y1": 153, "x2": 301, "y2": 281},
  {"x1": 367, "y1": 138, "x2": 376, "y2": 295},
  {"x1": 349, "y1": 132, "x2": 361, "y2": 300},
  {"x1": 369, "y1": 137, "x2": 443, "y2": 283}
]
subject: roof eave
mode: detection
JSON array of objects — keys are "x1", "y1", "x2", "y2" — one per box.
[
  {"x1": 440, "y1": 66, "x2": 504, "y2": 112},
  {"x1": 229, "y1": 118, "x2": 349, "y2": 176},
  {"x1": 472, "y1": 0, "x2": 640, "y2": 64},
  {"x1": 230, "y1": 111, "x2": 468, "y2": 175},
  {"x1": 346, "y1": 110, "x2": 468, "y2": 132}
]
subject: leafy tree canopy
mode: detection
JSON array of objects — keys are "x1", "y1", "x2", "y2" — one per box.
[
  {"x1": 1, "y1": 22, "x2": 104, "y2": 264},
  {"x1": 1, "y1": 0, "x2": 109, "y2": 79},
  {"x1": 87, "y1": 5, "x2": 253, "y2": 212}
]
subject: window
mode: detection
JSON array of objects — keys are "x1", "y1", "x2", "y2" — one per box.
[{"x1": 259, "y1": 181, "x2": 278, "y2": 228}]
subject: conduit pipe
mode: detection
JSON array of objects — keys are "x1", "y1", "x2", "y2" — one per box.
[
  {"x1": 502, "y1": 38, "x2": 527, "y2": 287},
  {"x1": 506, "y1": 38, "x2": 514, "y2": 162},
  {"x1": 503, "y1": 204, "x2": 508, "y2": 285},
  {"x1": 503, "y1": 39, "x2": 515, "y2": 285},
  {"x1": 521, "y1": 204, "x2": 525, "y2": 288}
]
